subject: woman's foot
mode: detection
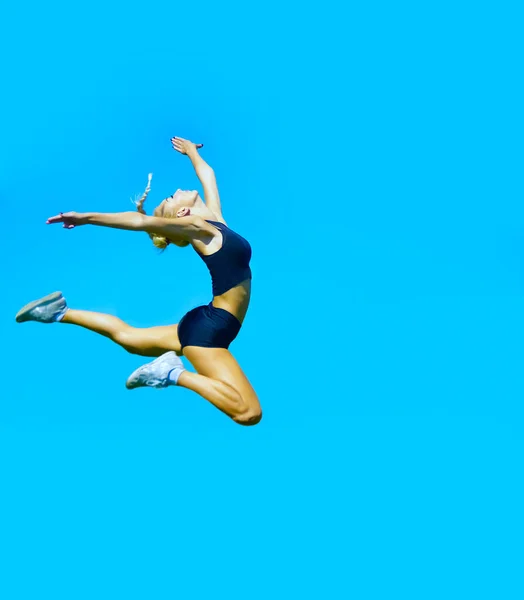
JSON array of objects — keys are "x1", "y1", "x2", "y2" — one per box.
[
  {"x1": 15, "y1": 291, "x2": 68, "y2": 323},
  {"x1": 126, "y1": 352, "x2": 186, "y2": 389}
]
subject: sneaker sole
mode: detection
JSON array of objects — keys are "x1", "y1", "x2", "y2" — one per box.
[
  {"x1": 126, "y1": 364, "x2": 149, "y2": 389},
  {"x1": 126, "y1": 352, "x2": 179, "y2": 389},
  {"x1": 15, "y1": 291, "x2": 63, "y2": 323}
]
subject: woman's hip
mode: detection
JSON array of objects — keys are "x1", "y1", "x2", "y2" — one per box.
[{"x1": 178, "y1": 303, "x2": 242, "y2": 350}]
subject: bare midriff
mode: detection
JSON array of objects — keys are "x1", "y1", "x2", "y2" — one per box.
[{"x1": 211, "y1": 279, "x2": 251, "y2": 324}]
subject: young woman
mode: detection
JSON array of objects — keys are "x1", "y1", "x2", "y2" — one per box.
[{"x1": 15, "y1": 137, "x2": 262, "y2": 426}]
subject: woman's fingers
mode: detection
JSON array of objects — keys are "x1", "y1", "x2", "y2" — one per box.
[
  {"x1": 46, "y1": 214, "x2": 64, "y2": 224},
  {"x1": 47, "y1": 213, "x2": 75, "y2": 229},
  {"x1": 171, "y1": 136, "x2": 203, "y2": 149}
]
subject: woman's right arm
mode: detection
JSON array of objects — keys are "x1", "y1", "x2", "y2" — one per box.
[{"x1": 171, "y1": 136, "x2": 225, "y2": 223}]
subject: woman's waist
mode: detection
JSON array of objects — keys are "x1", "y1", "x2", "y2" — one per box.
[{"x1": 211, "y1": 279, "x2": 251, "y2": 323}]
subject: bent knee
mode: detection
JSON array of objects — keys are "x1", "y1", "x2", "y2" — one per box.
[{"x1": 234, "y1": 405, "x2": 263, "y2": 427}]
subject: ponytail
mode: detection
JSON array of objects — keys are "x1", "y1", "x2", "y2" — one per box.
[
  {"x1": 132, "y1": 173, "x2": 170, "y2": 250},
  {"x1": 133, "y1": 172, "x2": 153, "y2": 215}
]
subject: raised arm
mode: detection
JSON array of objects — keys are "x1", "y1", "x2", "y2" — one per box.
[{"x1": 171, "y1": 136, "x2": 225, "y2": 224}]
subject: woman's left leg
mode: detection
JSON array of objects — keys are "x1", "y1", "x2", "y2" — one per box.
[
  {"x1": 16, "y1": 292, "x2": 182, "y2": 357},
  {"x1": 61, "y1": 309, "x2": 182, "y2": 357}
]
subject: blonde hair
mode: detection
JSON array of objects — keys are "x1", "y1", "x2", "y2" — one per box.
[{"x1": 132, "y1": 173, "x2": 188, "y2": 249}]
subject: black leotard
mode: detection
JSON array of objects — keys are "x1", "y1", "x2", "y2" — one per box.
[{"x1": 197, "y1": 221, "x2": 252, "y2": 297}]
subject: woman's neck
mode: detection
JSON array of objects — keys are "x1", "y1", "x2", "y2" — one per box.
[{"x1": 190, "y1": 199, "x2": 219, "y2": 221}]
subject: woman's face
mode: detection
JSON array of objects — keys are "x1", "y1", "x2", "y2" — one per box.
[
  {"x1": 167, "y1": 189, "x2": 198, "y2": 211},
  {"x1": 155, "y1": 189, "x2": 199, "y2": 220}
]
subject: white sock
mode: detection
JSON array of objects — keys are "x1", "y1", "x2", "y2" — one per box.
[
  {"x1": 54, "y1": 307, "x2": 69, "y2": 322},
  {"x1": 167, "y1": 366, "x2": 185, "y2": 385}
]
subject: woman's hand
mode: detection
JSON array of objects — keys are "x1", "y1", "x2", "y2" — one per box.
[
  {"x1": 171, "y1": 136, "x2": 203, "y2": 155},
  {"x1": 46, "y1": 211, "x2": 87, "y2": 229}
]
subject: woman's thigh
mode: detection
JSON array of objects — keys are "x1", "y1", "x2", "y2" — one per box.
[
  {"x1": 120, "y1": 324, "x2": 182, "y2": 357},
  {"x1": 183, "y1": 346, "x2": 260, "y2": 409}
]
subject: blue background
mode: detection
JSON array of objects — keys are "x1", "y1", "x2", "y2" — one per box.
[{"x1": 1, "y1": 0, "x2": 523, "y2": 598}]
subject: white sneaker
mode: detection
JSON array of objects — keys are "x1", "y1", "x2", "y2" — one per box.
[
  {"x1": 126, "y1": 352, "x2": 184, "y2": 389},
  {"x1": 16, "y1": 291, "x2": 68, "y2": 323}
]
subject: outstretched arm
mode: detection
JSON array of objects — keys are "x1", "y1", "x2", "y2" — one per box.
[
  {"x1": 171, "y1": 136, "x2": 225, "y2": 224},
  {"x1": 46, "y1": 211, "x2": 211, "y2": 243}
]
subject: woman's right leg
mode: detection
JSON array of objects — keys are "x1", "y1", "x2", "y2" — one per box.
[
  {"x1": 179, "y1": 346, "x2": 262, "y2": 425},
  {"x1": 61, "y1": 309, "x2": 182, "y2": 357},
  {"x1": 125, "y1": 346, "x2": 262, "y2": 426}
]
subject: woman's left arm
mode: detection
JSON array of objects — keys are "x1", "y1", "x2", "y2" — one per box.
[
  {"x1": 47, "y1": 211, "x2": 212, "y2": 242},
  {"x1": 47, "y1": 211, "x2": 148, "y2": 231}
]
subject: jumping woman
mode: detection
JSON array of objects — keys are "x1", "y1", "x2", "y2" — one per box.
[{"x1": 15, "y1": 137, "x2": 262, "y2": 426}]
